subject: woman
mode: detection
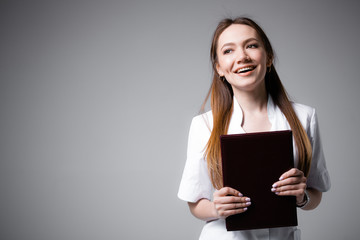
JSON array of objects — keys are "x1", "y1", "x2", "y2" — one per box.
[{"x1": 178, "y1": 17, "x2": 330, "y2": 239}]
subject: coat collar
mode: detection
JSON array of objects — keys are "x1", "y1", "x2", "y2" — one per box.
[{"x1": 227, "y1": 95, "x2": 277, "y2": 134}]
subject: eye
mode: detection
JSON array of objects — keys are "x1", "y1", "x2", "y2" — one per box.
[
  {"x1": 223, "y1": 49, "x2": 233, "y2": 54},
  {"x1": 247, "y1": 44, "x2": 258, "y2": 49}
]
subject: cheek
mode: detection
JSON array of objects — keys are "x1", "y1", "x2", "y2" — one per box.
[
  {"x1": 259, "y1": 51, "x2": 268, "y2": 65},
  {"x1": 251, "y1": 51, "x2": 266, "y2": 63},
  {"x1": 218, "y1": 57, "x2": 233, "y2": 71}
]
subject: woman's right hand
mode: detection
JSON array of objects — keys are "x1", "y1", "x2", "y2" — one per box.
[{"x1": 213, "y1": 187, "x2": 251, "y2": 219}]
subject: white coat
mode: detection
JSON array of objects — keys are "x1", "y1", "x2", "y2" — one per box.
[{"x1": 178, "y1": 96, "x2": 330, "y2": 240}]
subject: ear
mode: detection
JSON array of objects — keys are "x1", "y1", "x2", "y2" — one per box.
[{"x1": 216, "y1": 63, "x2": 224, "y2": 77}]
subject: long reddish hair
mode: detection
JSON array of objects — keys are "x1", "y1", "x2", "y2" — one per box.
[{"x1": 201, "y1": 17, "x2": 312, "y2": 189}]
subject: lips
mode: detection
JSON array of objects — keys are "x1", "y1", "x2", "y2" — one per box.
[{"x1": 235, "y1": 65, "x2": 256, "y2": 74}]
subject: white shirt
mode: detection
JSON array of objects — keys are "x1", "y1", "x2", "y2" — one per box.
[{"x1": 178, "y1": 96, "x2": 330, "y2": 240}]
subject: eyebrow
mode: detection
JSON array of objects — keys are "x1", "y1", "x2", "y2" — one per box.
[{"x1": 220, "y1": 37, "x2": 259, "y2": 50}]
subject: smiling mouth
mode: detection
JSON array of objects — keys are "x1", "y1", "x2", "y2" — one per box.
[{"x1": 236, "y1": 66, "x2": 256, "y2": 73}]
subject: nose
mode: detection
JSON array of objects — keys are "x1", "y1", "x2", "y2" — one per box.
[{"x1": 236, "y1": 49, "x2": 249, "y2": 63}]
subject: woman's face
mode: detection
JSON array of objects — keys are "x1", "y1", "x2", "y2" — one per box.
[{"x1": 216, "y1": 24, "x2": 270, "y2": 93}]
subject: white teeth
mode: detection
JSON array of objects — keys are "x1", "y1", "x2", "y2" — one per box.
[{"x1": 237, "y1": 66, "x2": 254, "y2": 73}]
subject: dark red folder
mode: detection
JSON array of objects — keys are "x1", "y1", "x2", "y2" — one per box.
[{"x1": 220, "y1": 130, "x2": 297, "y2": 231}]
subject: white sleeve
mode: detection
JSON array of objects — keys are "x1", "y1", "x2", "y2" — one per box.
[
  {"x1": 306, "y1": 109, "x2": 331, "y2": 192},
  {"x1": 177, "y1": 115, "x2": 214, "y2": 203}
]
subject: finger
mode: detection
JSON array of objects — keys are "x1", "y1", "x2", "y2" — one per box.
[
  {"x1": 271, "y1": 183, "x2": 306, "y2": 193},
  {"x1": 272, "y1": 175, "x2": 307, "y2": 188},
  {"x1": 273, "y1": 169, "x2": 306, "y2": 188},
  {"x1": 218, "y1": 201, "x2": 252, "y2": 211},
  {"x1": 215, "y1": 187, "x2": 243, "y2": 197},
  {"x1": 214, "y1": 196, "x2": 251, "y2": 205},
  {"x1": 273, "y1": 189, "x2": 304, "y2": 197},
  {"x1": 279, "y1": 168, "x2": 304, "y2": 181},
  {"x1": 214, "y1": 197, "x2": 251, "y2": 219},
  {"x1": 214, "y1": 199, "x2": 251, "y2": 212},
  {"x1": 217, "y1": 207, "x2": 248, "y2": 218},
  {"x1": 215, "y1": 199, "x2": 251, "y2": 215}
]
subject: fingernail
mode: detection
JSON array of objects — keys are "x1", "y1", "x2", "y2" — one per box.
[
  {"x1": 272, "y1": 183, "x2": 277, "y2": 188},
  {"x1": 245, "y1": 198, "x2": 251, "y2": 202},
  {"x1": 271, "y1": 188, "x2": 276, "y2": 192},
  {"x1": 246, "y1": 202, "x2": 251, "y2": 206},
  {"x1": 279, "y1": 176, "x2": 284, "y2": 180},
  {"x1": 275, "y1": 192, "x2": 279, "y2": 195},
  {"x1": 243, "y1": 208, "x2": 248, "y2": 211},
  {"x1": 238, "y1": 193, "x2": 243, "y2": 197}
]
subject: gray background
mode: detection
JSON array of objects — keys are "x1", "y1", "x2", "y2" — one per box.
[{"x1": 1, "y1": 0, "x2": 359, "y2": 239}]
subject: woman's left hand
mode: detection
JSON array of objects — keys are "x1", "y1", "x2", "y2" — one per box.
[{"x1": 271, "y1": 168, "x2": 307, "y2": 205}]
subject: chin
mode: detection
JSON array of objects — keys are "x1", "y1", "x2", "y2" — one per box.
[{"x1": 230, "y1": 79, "x2": 265, "y2": 93}]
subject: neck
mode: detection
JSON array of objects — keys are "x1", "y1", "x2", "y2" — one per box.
[{"x1": 233, "y1": 82, "x2": 268, "y2": 113}]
